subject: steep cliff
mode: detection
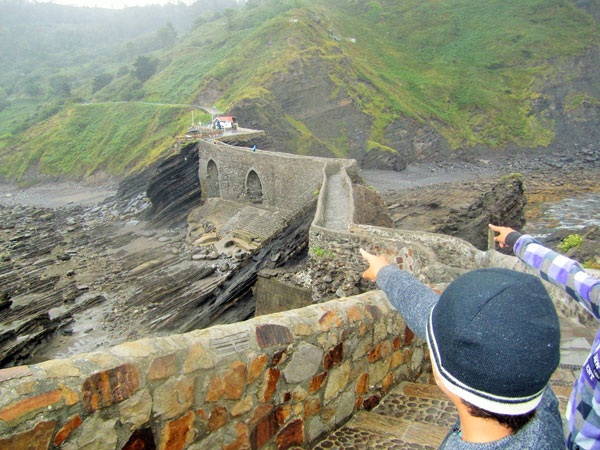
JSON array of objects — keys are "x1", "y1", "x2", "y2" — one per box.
[{"x1": 1, "y1": 0, "x2": 598, "y2": 180}]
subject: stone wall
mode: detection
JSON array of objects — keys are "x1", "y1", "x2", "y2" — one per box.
[
  {"x1": 309, "y1": 222, "x2": 594, "y2": 325},
  {"x1": 308, "y1": 224, "x2": 484, "y2": 302},
  {"x1": 197, "y1": 141, "x2": 356, "y2": 213},
  {"x1": 485, "y1": 249, "x2": 596, "y2": 326},
  {"x1": 0, "y1": 291, "x2": 428, "y2": 450},
  {"x1": 254, "y1": 272, "x2": 312, "y2": 316},
  {"x1": 308, "y1": 163, "x2": 594, "y2": 325}
]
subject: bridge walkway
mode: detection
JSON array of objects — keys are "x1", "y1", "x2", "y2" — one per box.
[
  {"x1": 323, "y1": 170, "x2": 350, "y2": 231},
  {"x1": 310, "y1": 316, "x2": 587, "y2": 449}
]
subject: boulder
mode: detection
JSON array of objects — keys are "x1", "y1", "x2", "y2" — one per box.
[
  {"x1": 436, "y1": 174, "x2": 526, "y2": 250},
  {"x1": 0, "y1": 291, "x2": 11, "y2": 310},
  {"x1": 360, "y1": 146, "x2": 407, "y2": 171}
]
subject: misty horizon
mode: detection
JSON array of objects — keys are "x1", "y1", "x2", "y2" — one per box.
[{"x1": 32, "y1": 0, "x2": 241, "y2": 9}]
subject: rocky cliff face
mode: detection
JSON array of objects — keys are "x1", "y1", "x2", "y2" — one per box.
[
  {"x1": 146, "y1": 142, "x2": 203, "y2": 228},
  {"x1": 231, "y1": 55, "x2": 372, "y2": 160},
  {"x1": 436, "y1": 174, "x2": 527, "y2": 251},
  {"x1": 229, "y1": 43, "x2": 599, "y2": 170}
]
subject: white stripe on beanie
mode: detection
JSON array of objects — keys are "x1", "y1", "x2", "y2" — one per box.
[{"x1": 426, "y1": 310, "x2": 545, "y2": 416}]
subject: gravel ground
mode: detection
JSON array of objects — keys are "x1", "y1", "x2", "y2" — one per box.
[
  {"x1": 360, "y1": 163, "x2": 499, "y2": 194},
  {"x1": 0, "y1": 183, "x2": 117, "y2": 208}
]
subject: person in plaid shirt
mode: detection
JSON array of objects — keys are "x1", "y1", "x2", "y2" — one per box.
[{"x1": 490, "y1": 224, "x2": 600, "y2": 449}]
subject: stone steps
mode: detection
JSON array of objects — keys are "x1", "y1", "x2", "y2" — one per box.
[{"x1": 313, "y1": 381, "x2": 451, "y2": 449}]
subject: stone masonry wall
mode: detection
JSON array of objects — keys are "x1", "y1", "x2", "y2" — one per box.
[
  {"x1": 309, "y1": 164, "x2": 594, "y2": 324},
  {"x1": 254, "y1": 273, "x2": 312, "y2": 316},
  {"x1": 197, "y1": 141, "x2": 356, "y2": 213},
  {"x1": 310, "y1": 222, "x2": 594, "y2": 325},
  {"x1": 0, "y1": 291, "x2": 428, "y2": 450}
]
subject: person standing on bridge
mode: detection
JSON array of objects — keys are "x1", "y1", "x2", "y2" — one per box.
[
  {"x1": 490, "y1": 224, "x2": 600, "y2": 449},
  {"x1": 360, "y1": 248, "x2": 564, "y2": 449}
]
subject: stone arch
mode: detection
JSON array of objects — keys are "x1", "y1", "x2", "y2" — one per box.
[
  {"x1": 206, "y1": 159, "x2": 220, "y2": 198},
  {"x1": 246, "y1": 169, "x2": 263, "y2": 204}
]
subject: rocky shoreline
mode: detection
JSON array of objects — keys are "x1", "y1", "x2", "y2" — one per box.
[{"x1": 0, "y1": 147, "x2": 598, "y2": 368}]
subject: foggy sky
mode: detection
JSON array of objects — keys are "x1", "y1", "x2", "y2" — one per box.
[{"x1": 36, "y1": 0, "x2": 201, "y2": 8}]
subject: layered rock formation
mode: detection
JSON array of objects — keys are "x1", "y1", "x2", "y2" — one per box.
[{"x1": 436, "y1": 174, "x2": 526, "y2": 250}]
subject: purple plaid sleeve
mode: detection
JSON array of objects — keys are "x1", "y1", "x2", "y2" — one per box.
[
  {"x1": 514, "y1": 235, "x2": 600, "y2": 449},
  {"x1": 515, "y1": 235, "x2": 600, "y2": 319}
]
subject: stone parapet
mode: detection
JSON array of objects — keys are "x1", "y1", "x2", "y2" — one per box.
[
  {"x1": 0, "y1": 291, "x2": 428, "y2": 449},
  {"x1": 310, "y1": 221, "x2": 593, "y2": 326},
  {"x1": 486, "y1": 250, "x2": 596, "y2": 325},
  {"x1": 197, "y1": 141, "x2": 356, "y2": 214}
]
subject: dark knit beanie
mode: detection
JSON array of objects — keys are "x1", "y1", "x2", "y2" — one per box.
[{"x1": 427, "y1": 268, "x2": 560, "y2": 415}]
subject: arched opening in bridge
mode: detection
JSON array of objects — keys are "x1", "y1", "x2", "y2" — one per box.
[
  {"x1": 246, "y1": 169, "x2": 263, "y2": 204},
  {"x1": 206, "y1": 159, "x2": 220, "y2": 198}
]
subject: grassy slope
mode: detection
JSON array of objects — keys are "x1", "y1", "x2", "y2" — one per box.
[
  {"x1": 334, "y1": 0, "x2": 596, "y2": 148},
  {"x1": 0, "y1": 0, "x2": 597, "y2": 181},
  {"x1": 0, "y1": 103, "x2": 195, "y2": 180}
]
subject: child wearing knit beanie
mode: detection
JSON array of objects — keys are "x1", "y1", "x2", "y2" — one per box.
[{"x1": 360, "y1": 248, "x2": 564, "y2": 449}]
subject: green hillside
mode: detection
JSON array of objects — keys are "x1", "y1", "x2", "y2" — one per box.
[{"x1": 0, "y1": 0, "x2": 598, "y2": 182}]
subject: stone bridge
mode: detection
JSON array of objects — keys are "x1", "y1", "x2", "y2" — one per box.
[
  {"x1": 0, "y1": 142, "x2": 594, "y2": 449},
  {"x1": 197, "y1": 140, "x2": 355, "y2": 215}
]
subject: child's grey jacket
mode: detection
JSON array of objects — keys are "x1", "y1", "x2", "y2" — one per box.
[{"x1": 376, "y1": 265, "x2": 565, "y2": 449}]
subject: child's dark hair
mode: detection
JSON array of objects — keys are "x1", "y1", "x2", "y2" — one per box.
[{"x1": 462, "y1": 400, "x2": 536, "y2": 433}]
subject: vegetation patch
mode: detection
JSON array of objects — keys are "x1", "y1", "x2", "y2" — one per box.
[
  {"x1": 311, "y1": 246, "x2": 336, "y2": 258},
  {"x1": 558, "y1": 233, "x2": 583, "y2": 252}
]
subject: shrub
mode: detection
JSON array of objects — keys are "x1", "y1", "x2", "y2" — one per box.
[
  {"x1": 558, "y1": 234, "x2": 583, "y2": 252},
  {"x1": 312, "y1": 246, "x2": 335, "y2": 258},
  {"x1": 583, "y1": 260, "x2": 600, "y2": 270}
]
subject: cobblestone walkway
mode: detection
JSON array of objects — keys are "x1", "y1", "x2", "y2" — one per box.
[
  {"x1": 313, "y1": 316, "x2": 595, "y2": 448},
  {"x1": 323, "y1": 171, "x2": 350, "y2": 231}
]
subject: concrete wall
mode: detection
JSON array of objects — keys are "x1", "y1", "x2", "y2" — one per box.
[
  {"x1": 0, "y1": 292, "x2": 428, "y2": 450},
  {"x1": 197, "y1": 141, "x2": 356, "y2": 213},
  {"x1": 254, "y1": 273, "x2": 312, "y2": 316}
]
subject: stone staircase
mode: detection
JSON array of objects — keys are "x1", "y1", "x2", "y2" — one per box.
[{"x1": 311, "y1": 316, "x2": 594, "y2": 449}]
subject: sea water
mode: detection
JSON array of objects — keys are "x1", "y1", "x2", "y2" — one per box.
[{"x1": 523, "y1": 193, "x2": 600, "y2": 239}]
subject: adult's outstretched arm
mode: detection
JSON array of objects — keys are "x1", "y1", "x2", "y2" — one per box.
[{"x1": 490, "y1": 224, "x2": 600, "y2": 320}]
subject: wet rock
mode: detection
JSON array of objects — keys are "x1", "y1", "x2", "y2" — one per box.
[
  {"x1": 436, "y1": 174, "x2": 526, "y2": 250},
  {"x1": 56, "y1": 252, "x2": 71, "y2": 261},
  {"x1": 9, "y1": 233, "x2": 32, "y2": 242},
  {"x1": 361, "y1": 146, "x2": 408, "y2": 171},
  {"x1": 0, "y1": 292, "x2": 11, "y2": 310},
  {"x1": 544, "y1": 225, "x2": 600, "y2": 265}
]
